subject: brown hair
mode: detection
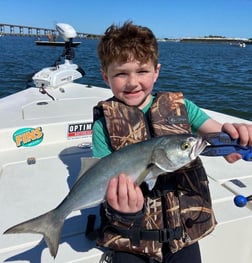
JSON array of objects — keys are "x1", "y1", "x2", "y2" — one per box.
[{"x1": 97, "y1": 21, "x2": 159, "y2": 71}]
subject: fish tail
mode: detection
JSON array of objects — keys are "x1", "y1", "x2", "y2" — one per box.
[{"x1": 3, "y1": 209, "x2": 64, "y2": 258}]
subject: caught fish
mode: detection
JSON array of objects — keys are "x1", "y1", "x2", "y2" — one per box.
[{"x1": 4, "y1": 134, "x2": 206, "y2": 258}]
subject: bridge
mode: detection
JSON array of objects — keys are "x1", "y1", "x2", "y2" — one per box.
[{"x1": 0, "y1": 23, "x2": 100, "y2": 39}]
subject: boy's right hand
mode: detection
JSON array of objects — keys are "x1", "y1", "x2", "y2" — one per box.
[{"x1": 106, "y1": 173, "x2": 144, "y2": 213}]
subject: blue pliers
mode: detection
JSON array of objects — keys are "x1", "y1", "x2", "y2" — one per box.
[{"x1": 200, "y1": 132, "x2": 252, "y2": 161}]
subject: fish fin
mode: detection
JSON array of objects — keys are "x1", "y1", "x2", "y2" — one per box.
[
  {"x1": 4, "y1": 209, "x2": 63, "y2": 258},
  {"x1": 151, "y1": 148, "x2": 175, "y2": 172},
  {"x1": 135, "y1": 164, "x2": 155, "y2": 185},
  {"x1": 145, "y1": 178, "x2": 157, "y2": 190},
  {"x1": 144, "y1": 165, "x2": 166, "y2": 190},
  {"x1": 135, "y1": 164, "x2": 164, "y2": 188},
  {"x1": 76, "y1": 157, "x2": 100, "y2": 181}
]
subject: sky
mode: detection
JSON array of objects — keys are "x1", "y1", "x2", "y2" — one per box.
[{"x1": 1, "y1": 0, "x2": 252, "y2": 39}]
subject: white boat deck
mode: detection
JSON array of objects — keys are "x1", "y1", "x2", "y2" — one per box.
[{"x1": 0, "y1": 84, "x2": 252, "y2": 262}]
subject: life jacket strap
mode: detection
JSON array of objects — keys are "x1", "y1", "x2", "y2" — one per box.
[
  {"x1": 140, "y1": 227, "x2": 183, "y2": 243},
  {"x1": 103, "y1": 224, "x2": 183, "y2": 245}
]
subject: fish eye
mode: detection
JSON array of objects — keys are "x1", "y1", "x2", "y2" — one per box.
[{"x1": 181, "y1": 142, "x2": 191, "y2": 150}]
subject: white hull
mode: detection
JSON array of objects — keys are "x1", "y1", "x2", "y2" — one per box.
[{"x1": 0, "y1": 83, "x2": 251, "y2": 262}]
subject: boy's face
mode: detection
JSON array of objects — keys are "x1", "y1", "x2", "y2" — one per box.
[{"x1": 102, "y1": 60, "x2": 160, "y2": 109}]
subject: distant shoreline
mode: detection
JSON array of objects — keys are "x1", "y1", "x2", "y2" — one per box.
[
  {"x1": 158, "y1": 37, "x2": 252, "y2": 44},
  {"x1": 1, "y1": 33, "x2": 252, "y2": 44}
]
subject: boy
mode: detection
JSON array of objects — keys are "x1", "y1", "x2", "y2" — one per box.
[{"x1": 92, "y1": 21, "x2": 252, "y2": 263}]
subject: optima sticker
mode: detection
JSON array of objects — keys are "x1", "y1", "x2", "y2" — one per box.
[
  {"x1": 67, "y1": 122, "x2": 93, "y2": 139},
  {"x1": 13, "y1": 127, "x2": 44, "y2": 147}
]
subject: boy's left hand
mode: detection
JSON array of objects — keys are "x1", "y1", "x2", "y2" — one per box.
[
  {"x1": 106, "y1": 173, "x2": 144, "y2": 213},
  {"x1": 222, "y1": 123, "x2": 252, "y2": 163}
]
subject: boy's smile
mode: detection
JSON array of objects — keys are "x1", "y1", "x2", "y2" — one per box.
[{"x1": 102, "y1": 60, "x2": 160, "y2": 109}]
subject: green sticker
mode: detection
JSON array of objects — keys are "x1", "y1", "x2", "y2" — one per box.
[{"x1": 13, "y1": 127, "x2": 44, "y2": 147}]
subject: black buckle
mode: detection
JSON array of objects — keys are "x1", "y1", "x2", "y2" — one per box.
[{"x1": 159, "y1": 227, "x2": 183, "y2": 242}]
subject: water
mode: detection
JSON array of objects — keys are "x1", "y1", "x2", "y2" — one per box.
[{"x1": 0, "y1": 37, "x2": 251, "y2": 120}]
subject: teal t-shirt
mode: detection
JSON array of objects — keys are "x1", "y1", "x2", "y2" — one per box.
[{"x1": 92, "y1": 95, "x2": 210, "y2": 158}]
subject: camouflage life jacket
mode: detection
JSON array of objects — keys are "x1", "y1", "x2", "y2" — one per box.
[{"x1": 93, "y1": 92, "x2": 217, "y2": 262}]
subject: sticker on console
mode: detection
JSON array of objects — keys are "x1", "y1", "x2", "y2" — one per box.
[
  {"x1": 67, "y1": 122, "x2": 93, "y2": 139},
  {"x1": 13, "y1": 127, "x2": 44, "y2": 147}
]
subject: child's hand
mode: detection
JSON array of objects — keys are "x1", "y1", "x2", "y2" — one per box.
[
  {"x1": 106, "y1": 173, "x2": 144, "y2": 213},
  {"x1": 222, "y1": 123, "x2": 252, "y2": 163}
]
